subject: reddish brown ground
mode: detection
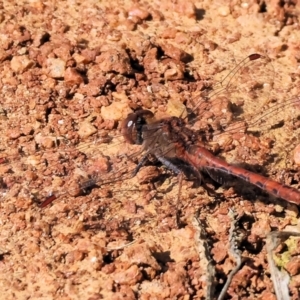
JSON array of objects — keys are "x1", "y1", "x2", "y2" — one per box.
[{"x1": 1, "y1": 0, "x2": 300, "y2": 299}]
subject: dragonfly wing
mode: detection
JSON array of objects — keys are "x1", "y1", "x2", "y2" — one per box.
[{"x1": 205, "y1": 167, "x2": 228, "y2": 185}]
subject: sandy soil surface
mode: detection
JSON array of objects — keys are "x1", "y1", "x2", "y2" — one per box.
[{"x1": 1, "y1": 0, "x2": 300, "y2": 299}]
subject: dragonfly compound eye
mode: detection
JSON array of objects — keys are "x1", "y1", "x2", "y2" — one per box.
[
  {"x1": 121, "y1": 110, "x2": 154, "y2": 145},
  {"x1": 121, "y1": 113, "x2": 138, "y2": 144}
]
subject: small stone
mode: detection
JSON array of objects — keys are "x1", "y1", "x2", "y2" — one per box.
[
  {"x1": 53, "y1": 44, "x2": 71, "y2": 61},
  {"x1": 173, "y1": 0, "x2": 196, "y2": 18},
  {"x1": 101, "y1": 100, "x2": 132, "y2": 121},
  {"x1": 107, "y1": 30, "x2": 122, "y2": 41},
  {"x1": 167, "y1": 97, "x2": 187, "y2": 118},
  {"x1": 136, "y1": 166, "x2": 159, "y2": 184},
  {"x1": 8, "y1": 128, "x2": 21, "y2": 139},
  {"x1": 87, "y1": 156, "x2": 110, "y2": 175},
  {"x1": 78, "y1": 121, "x2": 97, "y2": 138},
  {"x1": 118, "y1": 19, "x2": 137, "y2": 31},
  {"x1": 218, "y1": 5, "x2": 230, "y2": 16},
  {"x1": 211, "y1": 241, "x2": 228, "y2": 263},
  {"x1": 251, "y1": 219, "x2": 271, "y2": 238},
  {"x1": 40, "y1": 137, "x2": 55, "y2": 149},
  {"x1": 128, "y1": 15, "x2": 142, "y2": 25},
  {"x1": 22, "y1": 124, "x2": 34, "y2": 136},
  {"x1": 286, "y1": 256, "x2": 300, "y2": 276},
  {"x1": 163, "y1": 59, "x2": 185, "y2": 80},
  {"x1": 128, "y1": 7, "x2": 150, "y2": 20},
  {"x1": 34, "y1": 134, "x2": 55, "y2": 148},
  {"x1": 11, "y1": 55, "x2": 34, "y2": 73},
  {"x1": 65, "y1": 250, "x2": 84, "y2": 264},
  {"x1": 161, "y1": 28, "x2": 178, "y2": 39},
  {"x1": 64, "y1": 67, "x2": 84, "y2": 85},
  {"x1": 32, "y1": 31, "x2": 50, "y2": 47},
  {"x1": 81, "y1": 48, "x2": 98, "y2": 63},
  {"x1": 96, "y1": 49, "x2": 133, "y2": 75},
  {"x1": 72, "y1": 53, "x2": 87, "y2": 64},
  {"x1": 25, "y1": 242, "x2": 40, "y2": 255},
  {"x1": 112, "y1": 264, "x2": 143, "y2": 285},
  {"x1": 119, "y1": 243, "x2": 161, "y2": 270},
  {"x1": 25, "y1": 170, "x2": 38, "y2": 181},
  {"x1": 161, "y1": 43, "x2": 190, "y2": 62},
  {"x1": 45, "y1": 57, "x2": 66, "y2": 78}
]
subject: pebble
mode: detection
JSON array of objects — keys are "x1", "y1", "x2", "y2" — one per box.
[
  {"x1": 78, "y1": 121, "x2": 97, "y2": 138},
  {"x1": 161, "y1": 43, "x2": 190, "y2": 62},
  {"x1": 45, "y1": 57, "x2": 66, "y2": 78},
  {"x1": 166, "y1": 98, "x2": 187, "y2": 118},
  {"x1": 218, "y1": 5, "x2": 230, "y2": 16},
  {"x1": 11, "y1": 55, "x2": 34, "y2": 73},
  {"x1": 101, "y1": 100, "x2": 132, "y2": 121},
  {"x1": 128, "y1": 7, "x2": 150, "y2": 20},
  {"x1": 64, "y1": 67, "x2": 84, "y2": 85}
]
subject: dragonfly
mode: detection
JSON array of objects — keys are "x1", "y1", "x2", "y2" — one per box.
[
  {"x1": 121, "y1": 108, "x2": 300, "y2": 206},
  {"x1": 1, "y1": 53, "x2": 300, "y2": 207}
]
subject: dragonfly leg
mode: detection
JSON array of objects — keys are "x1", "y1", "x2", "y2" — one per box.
[
  {"x1": 133, "y1": 152, "x2": 183, "y2": 177},
  {"x1": 132, "y1": 152, "x2": 151, "y2": 176}
]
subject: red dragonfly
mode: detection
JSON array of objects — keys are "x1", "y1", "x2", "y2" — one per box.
[
  {"x1": 1, "y1": 53, "x2": 300, "y2": 207},
  {"x1": 121, "y1": 108, "x2": 300, "y2": 206}
]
